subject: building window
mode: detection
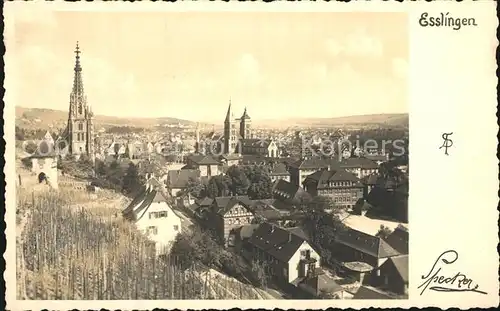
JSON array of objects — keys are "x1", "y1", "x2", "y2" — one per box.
[
  {"x1": 150, "y1": 211, "x2": 168, "y2": 219},
  {"x1": 78, "y1": 123, "x2": 83, "y2": 131},
  {"x1": 301, "y1": 249, "x2": 311, "y2": 259},
  {"x1": 173, "y1": 225, "x2": 179, "y2": 231},
  {"x1": 147, "y1": 226, "x2": 158, "y2": 235}
]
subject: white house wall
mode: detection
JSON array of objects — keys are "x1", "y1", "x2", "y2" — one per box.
[
  {"x1": 287, "y1": 241, "x2": 321, "y2": 283},
  {"x1": 136, "y1": 201, "x2": 182, "y2": 256}
]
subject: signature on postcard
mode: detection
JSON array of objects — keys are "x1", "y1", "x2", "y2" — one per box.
[{"x1": 418, "y1": 250, "x2": 487, "y2": 296}]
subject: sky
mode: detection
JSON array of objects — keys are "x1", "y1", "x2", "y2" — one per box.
[{"x1": 11, "y1": 11, "x2": 408, "y2": 122}]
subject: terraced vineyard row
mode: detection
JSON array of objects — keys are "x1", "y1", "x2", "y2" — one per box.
[{"x1": 17, "y1": 189, "x2": 258, "y2": 300}]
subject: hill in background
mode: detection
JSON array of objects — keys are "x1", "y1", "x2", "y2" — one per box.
[
  {"x1": 253, "y1": 113, "x2": 409, "y2": 129},
  {"x1": 16, "y1": 106, "x2": 408, "y2": 131},
  {"x1": 15, "y1": 107, "x2": 200, "y2": 131}
]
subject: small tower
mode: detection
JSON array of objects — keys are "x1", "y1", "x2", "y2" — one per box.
[
  {"x1": 223, "y1": 98, "x2": 238, "y2": 154},
  {"x1": 29, "y1": 134, "x2": 59, "y2": 189},
  {"x1": 239, "y1": 107, "x2": 252, "y2": 139}
]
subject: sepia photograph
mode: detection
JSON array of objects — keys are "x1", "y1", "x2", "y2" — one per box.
[{"x1": 11, "y1": 10, "x2": 411, "y2": 301}]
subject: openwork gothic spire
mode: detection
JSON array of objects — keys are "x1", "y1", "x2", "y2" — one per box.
[
  {"x1": 72, "y1": 41, "x2": 85, "y2": 97},
  {"x1": 224, "y1": 97, "x2": 233, "y2": 123}
]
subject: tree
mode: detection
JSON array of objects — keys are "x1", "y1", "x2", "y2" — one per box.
[
  {"x1": 113, "y1": 143, "x2": 121, "y2": 158},
  {"x1": 95, "y1": 160, "x2": 107, "y2": 177},
  {"x1": 180, "y1": 177, "x2": 206, "y2": 199},
  {"x1": 244, "y1": 166, "x2": 273, "y2": 200},
  {"x1": 206, "y1": 175, "x2": 231, "y2": 198},
  {"x1": 170, "y1": 227, "x2": 224, "y2": 271},
  {"x1": 226, "y1": 165, "x2": 250, "y2": 196},
  {"x1": 300, "y1": 196, "x2": 347, "y2": 268},
  {"x1": 122, "y1": 163, "x2": 141, "y2": 194},
  {"x1": 109, "y1": 160, "x2": 119, "y2": 171},
  {"x1": 376, "y1": 225, "x2": 393, "y2": 240},
  {"x1": 251, "y1": 260, "x2": 268, "y2": 288}
]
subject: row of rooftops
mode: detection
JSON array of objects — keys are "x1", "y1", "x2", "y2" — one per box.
[
  {"x1": 194, "y1": 191, "x2": 408, "y2": 261},
  {"x1": 288, "y1": 156, "x2": 380, "y2": 170},
  {"x1": 232, "y1": 222, "x2": 408, "y2": 275},
  {"x1": 187, "y1": 154, "x2": 380, "y2": 170}
]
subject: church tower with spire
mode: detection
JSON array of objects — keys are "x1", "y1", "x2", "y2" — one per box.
[
  {"x1": 239, "y1": 107, "x2": 252, "y2": 140},
  {"x1": 66, "y1": 42, "x2": 95, "y2": 161},
  {"x1": 223, "y1": 98, "x2": 238, "y2": 154}
]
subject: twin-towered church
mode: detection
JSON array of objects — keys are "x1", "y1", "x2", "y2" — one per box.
[{"x1": 195, "y1": 102, "x2": 280, "y2": 158}]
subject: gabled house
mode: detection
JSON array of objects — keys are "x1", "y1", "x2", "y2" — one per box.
[
  {"x1": 240, "y1": 138, "x2": 280, "y2": 158},
  {"x1": 247, "y1": 222, "x2": 321, "y2": 285},
  {"x1": 122, "y1": 180, "x2": 182, "y2": 256},
  {"x1": 377, "y1": 255, "x2": 408, "y2": 296},
  {"x1": 184, "y1": 155, "x2": 220, "y2": 177},
  {"x1": 272, "y1": 179, "x2": 311, "y2": 206},
  {"x1": 197, "y1": 195, "x2": 255, "y2": 245},
  {"x1": 269, "y1": 162, "x2": 291, "y2": 183},
  {"x1": 165, "y1": 169, "x2": 201, "y2": 199},
  {"x1": 220, "y1": 153, "x2": 242, "y2": 167},
  {"x1": 303, "y1": 168, "x2": 364, "y2": 210}
]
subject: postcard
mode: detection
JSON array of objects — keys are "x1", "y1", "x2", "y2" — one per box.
[{"x1": 4, "y1": 0, "x2": 498, "y2": 310}]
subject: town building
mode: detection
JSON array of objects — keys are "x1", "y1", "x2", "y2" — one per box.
[
  {"x1": 247, "y1": 222, "x2": 321, "y2": 284},
  {"x1": 184, "y1": 155, "x2": 220, "y2": 178},
  {"x1": 302, "y1": 169, "x2": 364, "y2": 210},
  {"x1": 330, "y1": 227, "x2": 400, "y2": 281},
  {"x1": 220, "y1": 154, "x2": 242, "y2": 167},
  {"x1": 59, "y1": 43, "x2": 95, "y2": 161},
  {"x1": 165, "y1": 169, "x2": 201, "y2": 203},
  {"x1": 268, "y1": 163, "x2": 291, "y2": 183},
  {"x1": 196, "y1": 195, "x2": 255, "y2": 245},
  {"x1": 377, "y1": 255, "x2": 408, "y2": 296},
  {"x1": 384, "y1": 225, "x2": 409, "y2": 255},
  {"x1": 337, "y1": 157, "x2": 380, "y2": 179},
  {"x1": 272, "y1": 179, "x2": 310, "y2": 207},
  {"x1": 288, "y1": 157, "x2": 330, "y2": 187},
  {"x1": 243, "y1": 222, "x2": 344, "y2": 298},
  {"x1": 122, "y1": 178, "x2": 182, "y2": 256}
]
